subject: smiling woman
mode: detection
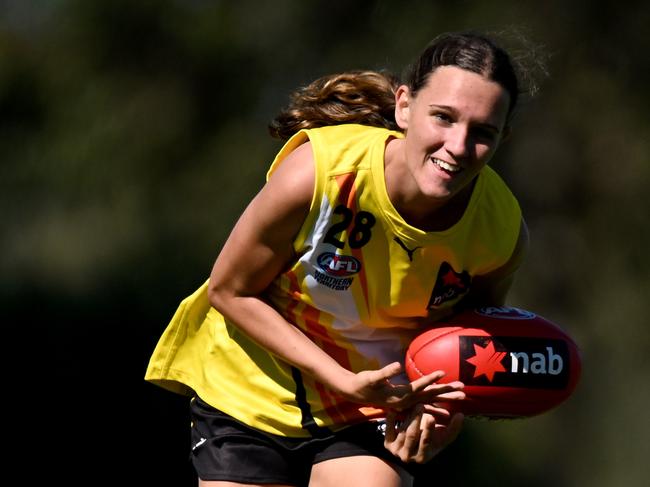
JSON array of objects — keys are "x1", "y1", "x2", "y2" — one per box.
[
  {"x1": 146, "y1": 31, "x2": 533, "y2": 487},
  {"x1": 386, "y1": 65, "x2": 512, "y2": 231}
]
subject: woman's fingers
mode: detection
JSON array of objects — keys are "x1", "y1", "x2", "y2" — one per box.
[
  {"x1": 384, "y1": 406, "x2": 424, "y2": 462},
  {"x1": 351, "y1": 364, "x2": 465, "y2": 412},
  {"x1": 373, "y1": 361, "x2": 404, "y2": 382},
  {"x1": 422, "y1": 379, "x2": 465, "y2": 394},
  {"x1": 408, "y1": 370, "x2": 447, "y2": 391},
  {"x1": 400, "y1": 405, "x2": 424, "y2": 461},
  {"x1": 384, "y1": 407, "x2": 465, "y2": 464},
  {"x1": 384, "y1": 409, "x2": 398, "y2": 444},
  {"x1": 404, "y1": 377, "x2": 464, "y2": 408},
  {"x1": 444, "y1": 412, "x2": 464, "y2": 446},
  {"x1": 422, "y1": 403, "x2": 452, "y2": 421},
  {"x1": 417, "y1": 413, "x2": 435, "y2": 462},
  {"x1": 359, "y1": 362, "x2": 403, "y2": 390}
]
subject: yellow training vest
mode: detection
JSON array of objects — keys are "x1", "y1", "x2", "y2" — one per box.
[{"x1": 145, "y1": 124, "x2": 522, "y2": 437}]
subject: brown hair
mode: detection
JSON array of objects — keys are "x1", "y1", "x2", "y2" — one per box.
[
  {"x1": 268, "y1": 70, "x2": 400, "y2": 141},
  {"x1": 270, "y1": 32, "x2": 538, "y2": 140},
  {"x1": 404, "y1": 32, "x2": 522, "y2": 122}
]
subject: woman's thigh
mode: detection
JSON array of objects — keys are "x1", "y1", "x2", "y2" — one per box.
[
  {"x1": 309, "y1": 455, "x2": 413, "y2": 487},
  {"x1": 199, "y1": 481, "x2": 292, "y2": 487}
]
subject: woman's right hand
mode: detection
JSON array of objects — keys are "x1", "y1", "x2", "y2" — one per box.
[{"x1": 335, "y1": 361, "x2": 465, "y2": 411}]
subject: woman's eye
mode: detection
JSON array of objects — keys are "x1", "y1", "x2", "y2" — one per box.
[
  {"x1": 473, "y1": 128, "x2": 498, "y2": 142},
  {"x1": 433, "y1": 112, "x2": 452, "y2": 123}
]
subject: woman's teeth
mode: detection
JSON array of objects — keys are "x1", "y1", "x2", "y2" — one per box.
[{"x1": 432, "y1": 158, "x2": 461, "y2": 173}]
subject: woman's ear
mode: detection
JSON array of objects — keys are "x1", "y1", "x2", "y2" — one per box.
[{"x1": 394, "y1": 85, "x2": 411, "y2": 131}]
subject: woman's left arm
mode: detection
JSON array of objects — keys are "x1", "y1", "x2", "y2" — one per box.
[
  {"x1": 384, "y1": 219, "x2": 529, "y2": 464},
  {"x1": 465, "y1": 218, "x2": 529, "y2": 307}
]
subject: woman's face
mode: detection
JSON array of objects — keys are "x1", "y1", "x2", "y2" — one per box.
[{"x1": 394, "y1": 65, "x2": 511, "y2": 205}]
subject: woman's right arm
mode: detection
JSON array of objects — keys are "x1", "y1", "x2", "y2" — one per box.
[
  {"x1": 208, "y1": 141, "x2": 349, "y2": 386},
  {"x1": 207, "y1": 142, "x2": 464, "y2": 410}
]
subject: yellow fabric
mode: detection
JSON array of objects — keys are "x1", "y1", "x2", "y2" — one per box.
[{"x1": 145, "y1": 124, "x2": 522, "y2": 437}]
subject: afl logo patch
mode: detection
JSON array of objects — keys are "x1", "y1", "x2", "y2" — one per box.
[
  {"x1": 475, "y1": 306, "x2": 537, "y2": 320},
  {"x1": 316, "y1": 252, "x2": 361, "y2": 277}
]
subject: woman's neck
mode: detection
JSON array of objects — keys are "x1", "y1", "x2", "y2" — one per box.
[{"x1": 384, "y1": 138, "x2": 475, "y2": 232}]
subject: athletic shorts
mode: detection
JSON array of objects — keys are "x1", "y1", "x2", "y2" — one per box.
[{"x1": 189, "y1": 396, "x2": 413, "y2": 485}]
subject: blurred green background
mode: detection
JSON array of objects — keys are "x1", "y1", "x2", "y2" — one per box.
[{"x1": 2, "y1": 0, "x2": 648, "y2": 485}]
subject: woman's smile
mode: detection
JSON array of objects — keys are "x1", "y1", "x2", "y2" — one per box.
[
  {"x1": 385, "y1": 65, "x2": 511, "y2": 225},
  {"x1": 430, "y1": 156, "x2": 462, "y2": 176}
]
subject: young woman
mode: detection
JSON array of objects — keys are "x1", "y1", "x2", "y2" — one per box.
[{"x1": 146, "y1": 32, "x2": 530, "y2": 487}]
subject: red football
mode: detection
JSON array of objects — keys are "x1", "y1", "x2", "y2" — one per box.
[{"x1": 405, "y1": 307, "x2": 582, "y2": 418}]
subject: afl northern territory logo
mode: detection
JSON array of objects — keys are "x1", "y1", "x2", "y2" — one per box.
[
  {"x1": 316, "y1": 252, "x2": 361, "y2": 277},
  {"x1": 313, "y1": 252, "x2": 361, "y2": 291}
]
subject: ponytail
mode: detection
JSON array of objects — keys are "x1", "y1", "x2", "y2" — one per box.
[{"x1": 269, "y1": 70, "x2": 400, "y2": 141}]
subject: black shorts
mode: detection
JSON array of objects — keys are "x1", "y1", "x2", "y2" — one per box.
[{"x1": 189, "y1": 396, "x2": 413, "y2": 486}]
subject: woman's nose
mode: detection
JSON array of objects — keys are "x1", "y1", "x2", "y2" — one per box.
[{"x1": 444, "y1": 126, "x2": 470, "y2": 159}]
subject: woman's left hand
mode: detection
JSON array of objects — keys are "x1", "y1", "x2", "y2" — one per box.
[{"x1": 383, "y1": 404, "x2": 464, "y2": 464}]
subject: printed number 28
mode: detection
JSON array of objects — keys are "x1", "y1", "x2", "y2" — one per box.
[{"x1": 324, "y1": 204, "x2": 376, "y2": 249}]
